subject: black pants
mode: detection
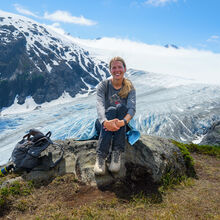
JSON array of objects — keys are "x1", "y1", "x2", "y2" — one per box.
[{"x1": 96, "y1": 104, "x2": 128, "y2": 158}]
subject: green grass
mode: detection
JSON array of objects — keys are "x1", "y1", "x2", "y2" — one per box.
[
  {"x1": 0, "y1": 180, "x2": 34, "y2": 215},
  {"x1": 172, "y1": 140, "x2": 220, "y2": 158},
  {"x1": 172, "y1": 140, "x2": 196, "y2": 177},
  {"x1": 186, "y1": 143, "x2": 220, "y2": 158}
]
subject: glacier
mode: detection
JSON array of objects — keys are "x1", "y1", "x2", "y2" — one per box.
[
  {"x1": 1, "y1": 69, "x2": 220, "y2": 165},
  {"x1": 0, "y1": 10, "x2": 220, "y2": 166}
]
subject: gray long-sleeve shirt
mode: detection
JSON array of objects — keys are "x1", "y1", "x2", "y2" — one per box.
[{"x1": 96, "y1": 79, "x2": 136, "y2": 124}]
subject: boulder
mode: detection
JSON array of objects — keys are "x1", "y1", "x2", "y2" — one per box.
[{"x1": 22, "y1": 135, "x2": 189, "y2": 190}]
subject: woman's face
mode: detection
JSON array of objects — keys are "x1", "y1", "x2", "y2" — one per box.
[{"x1": 110, "y1": 60, "x2": 126, "y2": 81}]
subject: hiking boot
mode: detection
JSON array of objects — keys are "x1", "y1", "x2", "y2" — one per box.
[
  {"x1": 94, "y1": 155, "x2": 106, "y2": 175},
  {"x1": 108, "y1": 151, "x2": 121, "y2": 173}
]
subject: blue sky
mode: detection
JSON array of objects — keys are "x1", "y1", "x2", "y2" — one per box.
[{"x1": 1, "y1": 0, "x2": 220, "y2": 53}]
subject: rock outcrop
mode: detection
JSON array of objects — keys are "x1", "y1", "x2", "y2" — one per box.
[
  {"x1": 21, "y1": 135, "x2": 191, "y2": 191},
  {"x1": 200, "y1": 121, "x2": 220, "y2": 146}
]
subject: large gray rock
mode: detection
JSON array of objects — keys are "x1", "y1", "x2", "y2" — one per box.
[
  {"x1": 200, "y1": 121, "x2": 220, "y2": 146},
  {"x1": 22, "y1": 135, "x2": 188, "y2": 190}
]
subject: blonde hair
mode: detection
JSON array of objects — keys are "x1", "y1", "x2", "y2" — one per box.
[{"x1": 109, "y1": 56, "x2": 134, "y2": 99}]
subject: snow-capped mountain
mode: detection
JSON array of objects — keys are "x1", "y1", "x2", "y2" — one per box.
[{"x1": 0, "y1": 10, "x2": 109, "y2": 110}]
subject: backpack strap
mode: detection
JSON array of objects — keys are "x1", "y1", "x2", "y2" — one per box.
[
  {"x1": 45, "y1": 131, "x2": 51, "y2": 138},
  {"x1": 23, "y1": 129, "x2": 44, "y2": 141},
  {"x1": 49, "y1": 142, "x2": 64, "y2": 169},
  {"x1": 33, "y1": 141, "x2": 64, "y2": 171}
]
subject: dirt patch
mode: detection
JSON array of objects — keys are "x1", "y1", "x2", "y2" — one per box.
[{"x1": 65, "y1": 185, "x2": 116, "y2": 208}]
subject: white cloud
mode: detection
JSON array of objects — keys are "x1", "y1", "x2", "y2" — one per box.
[
  {"x1": 13, "y1": 4, "x2": 39, "y2": 18},
  {"x1": 207, "y1": 35, "x2": 219, "y2": 42},
  {"x1": 145, "y1": 0, "x2": 177, "y2": 6},
  {"x1": 68, "y1": 36, "x2": 220, "y2": 85},
  {"x1": 44, "y1": 10, "x2": 97, "y2": 26}
]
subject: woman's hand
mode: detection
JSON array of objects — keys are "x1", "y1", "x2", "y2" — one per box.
[
  {"x1": 103, "y1": 120, "x2": 120, "y2": 131},
  {"x1": 115, "y1": 119, "x2": 125, "y2": 128}
]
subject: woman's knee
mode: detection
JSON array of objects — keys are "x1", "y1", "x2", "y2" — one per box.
[
  {"x1": 106, "y1": 106, "x2": 117, "y2": 119},
  {"x1": 116, "y1": 104, "x2": 128, "y2": 118}
]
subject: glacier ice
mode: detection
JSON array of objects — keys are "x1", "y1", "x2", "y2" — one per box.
[{"x1": 1, "y1": 69, "x2": 220, "y2": 165}]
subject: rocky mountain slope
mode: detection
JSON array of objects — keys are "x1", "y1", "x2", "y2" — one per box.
[
  {"x1": 200, "y1": 121, "x2": 220, "y2": 145},
  {"x1": 0, "y1": 11, "x2": 109, "y2": 109}
]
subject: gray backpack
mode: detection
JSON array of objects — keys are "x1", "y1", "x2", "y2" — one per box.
[{"x1": 11, "y1": 129, "x2": 63, "y2": 172}]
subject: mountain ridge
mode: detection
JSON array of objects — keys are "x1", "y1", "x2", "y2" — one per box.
[{"x1": 0, "y1": 10, "x2": 109, "y2": 110}]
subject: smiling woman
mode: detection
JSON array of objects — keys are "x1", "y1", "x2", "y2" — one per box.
[{"x1": 94, "y1": 56, "x2": 136, "y2": 175}]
